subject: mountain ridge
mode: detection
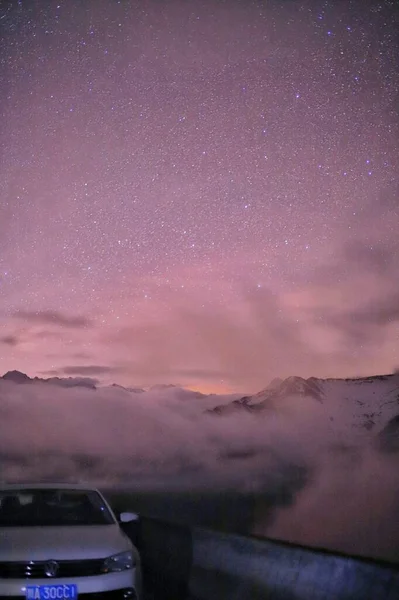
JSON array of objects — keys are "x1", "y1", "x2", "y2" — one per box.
[
  {"x1": 1, "y1": 370, "x2": 97, "y2": 389},
  {"x1": 207, "y1": 373, "x2": 399, "y2": 442},
  {"x1": 0, "y1": 370, "x2": 207, "y2": 396}
]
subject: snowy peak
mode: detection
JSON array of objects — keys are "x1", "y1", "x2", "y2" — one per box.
[
  {"x1": 208, "y1": 376, "x2": 324, "y2": 415},
  {"x1": 274, "y1": 376, "x2": 325, "y2": 402},
  {"x1": 249, "y1": 376, "x2": 325, "y2": 406},
  {"x1": 208, "y1": 374, "x2": 399, "y2": 438},
  {"x1": 106, "y1": 383, "x2": 146, "y2": 393},
  {"x1": 266, "y1": 377, "x2": 283, "y2": 391}
]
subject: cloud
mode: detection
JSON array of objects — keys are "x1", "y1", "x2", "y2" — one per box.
[
  {"x1": 346, "y1": 293, "x2": 399, "y2": 327},
  {"x1": 0, "y1": 335, "x2": 18, "y2": 347},
  {"x1": 1, "y1": 376, "x2": 399, "y2": 560},
  {"x1": 106, "y1": 287, "x2": 327, "y2": 391},
  {"x1": 33, "y1": 330, "x2": 67, "y2": 340},
  {"x1": 260, "y1": 448, "x2": 399, "y2": 562},
  {"x1": 60, "y1": 365, "x2": 119, "y2": 376},
  {"x1": 282, "y1": 237, "x2": 399, "y2": 372},
  {"x1": 105, "y1": 275, "x2": 399, "y2": 390},
  {"x1": 308, "y1": 239, "x2": 399, "y2": 288},
  {"x1": 2, "y1": 241, "x2": 399, "y2": 391},
  {"x1": 342, "y1": 239, "x2": 396, "y2": 275},
  {"x1": 12, "y1": 310, "x2": 91, "y2": 329},
  {"x1": 0, "y1": 378, "x2": 315, "y2": 496},
  {"x1": 72, "y1": 352, "x2": 93, "y2": 360},
  {"x1": 375, "y1": 179, "x2": 399, "y2": 213},
  {"x1": 311, "y1": 291, "x2": 399, "y2": 351}
]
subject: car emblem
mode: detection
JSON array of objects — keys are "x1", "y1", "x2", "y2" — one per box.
[{"x1": 44, "y1": 560, "x2": 59, "y2": 578}]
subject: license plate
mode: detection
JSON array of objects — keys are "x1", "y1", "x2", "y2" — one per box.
[{"x1": 26, "y1": 585, "x2": 78, "y2": 600}]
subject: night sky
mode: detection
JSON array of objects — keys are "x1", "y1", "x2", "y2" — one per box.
[{"x1": 1, "y1": 0, "x2": 398, "y2": 393}]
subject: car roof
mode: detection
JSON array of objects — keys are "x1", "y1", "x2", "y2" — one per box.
[{"x1": 0, "y1": 482, "x2": 100, "y2": 492}]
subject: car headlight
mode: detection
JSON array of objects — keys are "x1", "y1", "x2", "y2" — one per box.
[{"x1": 102, "y1": 551, "x2": 135, "y2": 572}]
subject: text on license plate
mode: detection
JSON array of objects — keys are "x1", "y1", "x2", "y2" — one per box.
[{"x1": 26, "y1": 585, "x2": 78, "y2": 600}]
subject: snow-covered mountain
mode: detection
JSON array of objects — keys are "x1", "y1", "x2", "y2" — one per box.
[
  {"x1": 102, "y1": 383, "x2": 146, "y2": 394},
  {"x1": 208, "y1": 374, "x2": 399, "y2": 443},
  {"x1": 2, "y1": 370, "x2": 399, "y2": 448}
]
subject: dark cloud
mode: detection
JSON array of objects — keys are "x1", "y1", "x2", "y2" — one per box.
[
  {"x1": 60, "y1": 365, "x2": 118, "y2": 376},
  {"x1": 72, "y1": 351, "x2": 93, "y2": 360},
  {"x1": 40, "y1": 369, "x2": 64, "y2": 377},
  {"x1": 320, "y1": 315, "x2": 378, "y2": 348},
  {"x1": 33, "y1": 330, "x2": 67, "y2": 340},
  {"x1": 13, "y1": 310, "x2": 91, "y2": 329},
  {"x1": 285, "y1": 237, "x2": 399, "y2": 362},
  {"x1": 308, "y1": 239, "x2": 398, "y2": 288},
  {"x1": 376, "y1": 180, "x2": 399, "y2": 213},
  {"x1": 0, "y1": 335, "x2": 18, "y2": 347},
  {"x1": 321, "y1": 292, "x2": 399, "y2": 348},
  {"x1": 342, "y1": 240, "x2": 396, "y2": 275},
  {"x1": 348, "y1": 293, "x2": 399, "y2": 327},
  {"x1": 313, "y1": 292, "x2": 399, "y2": 356}
]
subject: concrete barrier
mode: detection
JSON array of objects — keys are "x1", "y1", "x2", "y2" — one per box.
[
  {"x1": 118, "y1": 513, "x2": 399, "y2": 600},
  {"x1": 189, "y1": 528, "x2": 399, "y2": 600}
]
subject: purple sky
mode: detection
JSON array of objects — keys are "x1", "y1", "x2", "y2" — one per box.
[{"x1": 1, "y1": 0, "x2": 398, "y2": 393}]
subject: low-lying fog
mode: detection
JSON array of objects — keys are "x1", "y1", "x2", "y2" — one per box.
[{"x1": 1, "y1": 377, "x2": 398, "y2": 562}]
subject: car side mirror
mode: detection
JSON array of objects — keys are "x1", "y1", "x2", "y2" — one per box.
[{"x1": 119, "y1": 511, "x2": 139, "y2": 523}]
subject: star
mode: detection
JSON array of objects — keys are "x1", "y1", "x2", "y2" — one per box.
[{"x1": 0, "y1": 0, "x2": 397, "y2": 392}]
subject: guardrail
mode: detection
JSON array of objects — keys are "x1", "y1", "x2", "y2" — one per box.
[
  {"x1": 120, "y1": 515, "x2": 399, "y2": 600},
  {"x1": 189, "y1": 528, "x2": 399, "y2": 600}
]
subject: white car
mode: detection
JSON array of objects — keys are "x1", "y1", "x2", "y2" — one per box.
[{"x1": 0, "y1": 483, "x2": 142, "y2": 600}]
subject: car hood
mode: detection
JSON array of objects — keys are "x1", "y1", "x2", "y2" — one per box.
[{"x1": 0, "y1": 524, "x2": 132, "y2": 561}]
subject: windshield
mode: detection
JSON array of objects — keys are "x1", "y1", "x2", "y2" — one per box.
[{"x1": 0, "y1": 489, "x2": 115, "y2": 527}]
